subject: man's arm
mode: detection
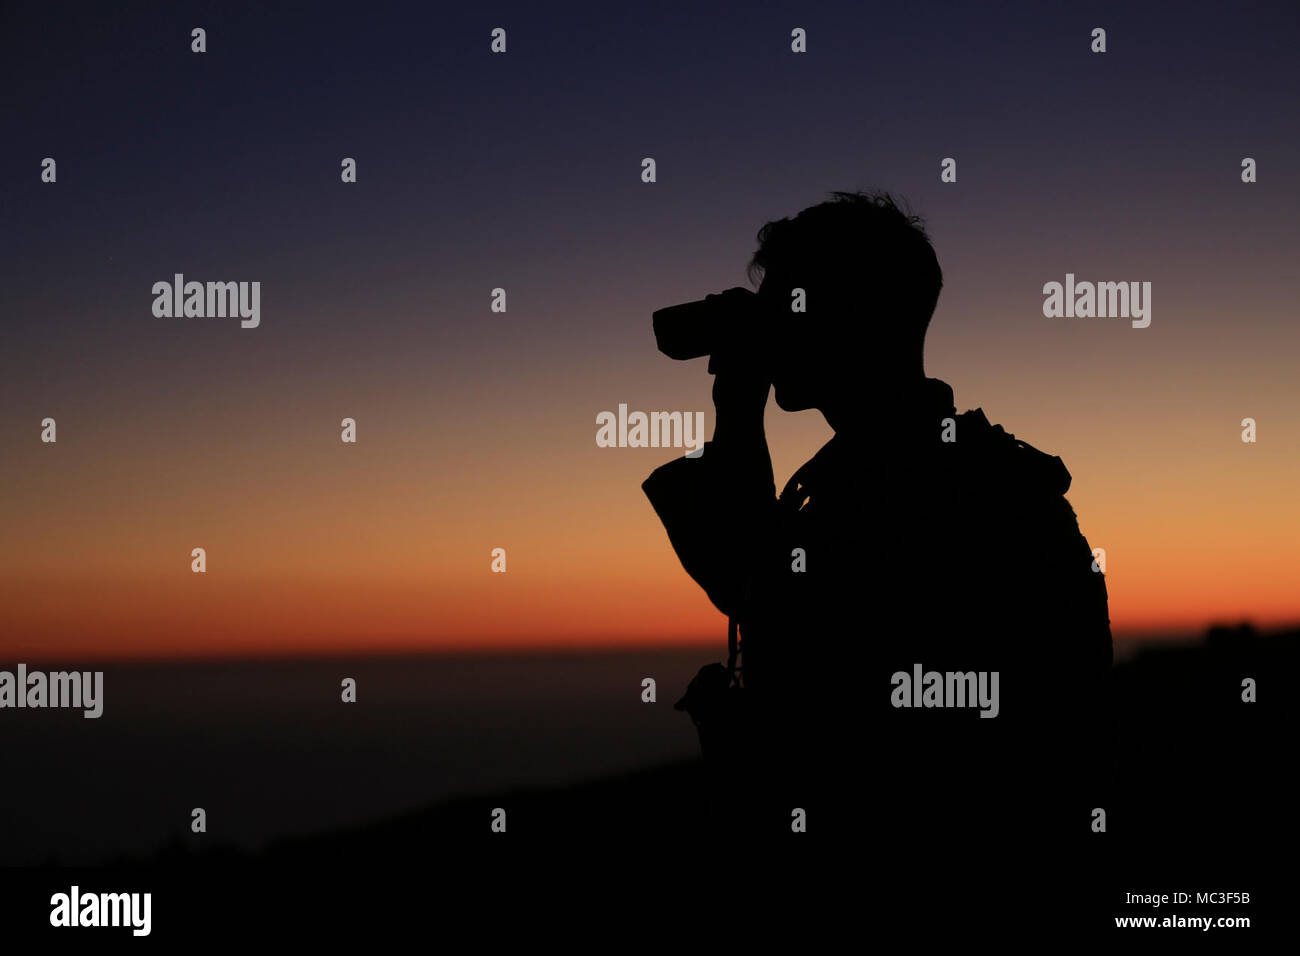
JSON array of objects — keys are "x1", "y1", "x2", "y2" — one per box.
[{"x1": 642, "y1": 354, "x2": 778, "y2": 620}]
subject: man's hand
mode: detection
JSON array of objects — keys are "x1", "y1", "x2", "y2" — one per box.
[
  {"x1": 704, "y1": 288, "x2": 771, "y2": 450},
  {"x1": 711, "y1": 360, "x2": 770, "y2": 443}
]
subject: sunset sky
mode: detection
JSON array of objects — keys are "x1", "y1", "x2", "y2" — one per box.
[{"x1": 3, "y1": 1, "x2": 1297, "y2": 661}]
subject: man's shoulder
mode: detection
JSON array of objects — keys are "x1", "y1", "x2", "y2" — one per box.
[{"x1": 950, "y1": 407, "x2": 1073, "y2": 499}]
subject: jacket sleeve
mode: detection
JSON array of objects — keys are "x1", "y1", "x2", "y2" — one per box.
[{"x1": 641, "y1": 440, "x2": 780, "y2": 621}]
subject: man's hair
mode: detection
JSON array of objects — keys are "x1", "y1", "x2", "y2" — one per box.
[{"x1": 747, "y1": 190, "x2": 943, "y2": 339}]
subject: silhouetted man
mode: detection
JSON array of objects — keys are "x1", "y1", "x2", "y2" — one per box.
[{"x1": 644, "y1": 192, "x2": 1112, "y2": 873}]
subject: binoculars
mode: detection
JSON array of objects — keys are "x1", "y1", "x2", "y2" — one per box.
[{"x1": 652, "y1": 287, "x2": 771, "y2": 364}]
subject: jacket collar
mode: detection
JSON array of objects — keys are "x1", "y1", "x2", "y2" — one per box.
[{"x1": 779, "y1": 377, "x2": 957, "y2": 507}]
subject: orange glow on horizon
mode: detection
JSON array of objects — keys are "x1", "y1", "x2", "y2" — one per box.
[{"x1": 3, "y1": 299, "x2": 1297, "y2": 662}]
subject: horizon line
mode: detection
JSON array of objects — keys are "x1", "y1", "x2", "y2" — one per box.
[{"x1": 3, "y1": 621, "x2": 1295, "y2": 668}]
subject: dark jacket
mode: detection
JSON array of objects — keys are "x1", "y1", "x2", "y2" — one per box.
[{"x1": 643, "y1": 377, "x2": 1113, "y2": 841}]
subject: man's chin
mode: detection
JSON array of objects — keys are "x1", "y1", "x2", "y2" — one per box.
[{"x1": 774, "y1": 388, "x2": 812, "y2": 413}]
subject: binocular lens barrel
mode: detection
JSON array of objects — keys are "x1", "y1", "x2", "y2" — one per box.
[{"x1": 652, "y1": 298, "x2": 720, "y2": 361}]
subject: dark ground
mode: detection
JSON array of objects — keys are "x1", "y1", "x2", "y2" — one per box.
[{"x1": 4, "y1": 625, "x2": 1293, "y2": 942}]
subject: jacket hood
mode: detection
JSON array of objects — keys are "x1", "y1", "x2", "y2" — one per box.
[
  {"x1": 780, "y1": 380, "x2": 1073, "y2": 506},
  {"x1": 956, "y1": 407, "x2": 1073, "y2": 497}
]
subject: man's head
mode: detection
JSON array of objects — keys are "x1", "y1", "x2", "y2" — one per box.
[{"x1": 747, "y1": 191, "x2": 943, "y2": 418}]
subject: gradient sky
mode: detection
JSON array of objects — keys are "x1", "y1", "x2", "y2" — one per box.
[{"x1": 3, "y1": 1, "x2": 1298, "y2": 660}]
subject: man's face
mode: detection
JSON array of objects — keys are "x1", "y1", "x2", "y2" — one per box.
[{"x1": 757, "y1": 268, "x2": 832, "y2": 413}]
